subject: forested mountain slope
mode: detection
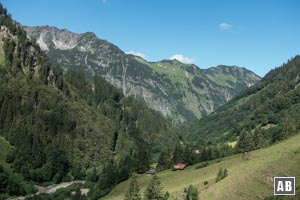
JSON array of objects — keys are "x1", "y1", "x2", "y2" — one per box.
[
  {"x1": 187, "y1": 55, "x2": 300, "y2": 147},
  {"x1": 25, "y1": 26, "x2": 260, "y2": 124},
  {"x1": 0, "y1": 5, "x2": 178, "y2": 198}
]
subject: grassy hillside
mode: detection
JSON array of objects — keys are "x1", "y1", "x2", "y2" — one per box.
[{"x1": 103, "y1": 134, "x2": 300, "y2": 200}]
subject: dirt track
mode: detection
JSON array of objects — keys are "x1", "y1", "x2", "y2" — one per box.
[{"x1": 10, "y1": 180, "x2": 85, "y2": 200}]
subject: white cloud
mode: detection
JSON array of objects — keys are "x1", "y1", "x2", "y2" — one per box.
[
  {"x1": 169, "y1": 54, "x2": 195, "y2": 64},
  {"x1": 126, "y1": 51, "x2": 147, "y2": 60},
  {"x1": 219, "y1": 22, "x2": 232, "y2": 30}
]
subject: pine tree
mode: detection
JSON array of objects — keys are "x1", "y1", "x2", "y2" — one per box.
[
  {"x1": 136, "y1": 145, "x2": 150, "y2": 173},
  {"x1": 172, "y1": 144, "x2": 183, "y2": 164},
  {"x1": 89, "y1": 167, "x2": 98, "y2": 182},
  {"x1": 236, "y1": 130, "x2": 255, "y2": 153},
  {"x1": 215, "y1": 168, "x2": 228, "y2": 183},
  {"x1": 157, "y1": 150, "x2": 171, "y2": 171},
  {"x1": 129, "y1": 146, "x2": 151, "y2": 174},
  {"x1": 223, "y1": 168, "x2": 228, "y2": 178},
  {"x1": 216, "y1": 168, "x2": 223, "y2": 182},
  {"x1": 200, "y1": 148, "x2": 207, "y2": 161},
  {"x1": 253, "y1": 129, "x2": 263, "y2": 149},
  {"x1": 184, "y1": 185, "x2": 199, "y2": 200},
  {"x1": 183, "y1": 146, "x2": 196, "y2": 165},
  {"x1": 144, "y1": 175, "x2": 163, "y2": 200},
  {"x1": 206, "y1": 147, "x2": 213, "y2": 160},
  {"x1": 125, "y1": 174, "x2": 141, "y2": 200}
]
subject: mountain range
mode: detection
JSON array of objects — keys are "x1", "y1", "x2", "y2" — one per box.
[{"x1": 25, "y1": 26, "x2": 261, "y2": 124}]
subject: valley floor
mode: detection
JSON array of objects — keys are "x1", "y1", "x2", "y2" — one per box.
[{"x1": 103, "y1": 134, "x2": 300, "y2": 200}]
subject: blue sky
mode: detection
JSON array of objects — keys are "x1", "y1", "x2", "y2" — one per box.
[{"x1": 2, "y1": 0, "x2": 300, "y2": 77}]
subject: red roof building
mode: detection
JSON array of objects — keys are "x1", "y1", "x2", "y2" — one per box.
[{"x1": 174, "y1": 163, "x2": 187, "y2": 170}]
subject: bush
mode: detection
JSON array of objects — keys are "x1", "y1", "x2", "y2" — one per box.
[
  {"x1": 215, "y1": 168, "x2": 228, "y2": 183},
  {"x1": 184, "y1": 185, "x2": 199, "y2": 200}
]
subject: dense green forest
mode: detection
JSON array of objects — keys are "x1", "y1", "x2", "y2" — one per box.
[
  {"x1": 0, "y1": 4, "x2": 179, "y2": 199},
  {"x1": 187, "y1": 55, "x2": 300, "y2": 152}
]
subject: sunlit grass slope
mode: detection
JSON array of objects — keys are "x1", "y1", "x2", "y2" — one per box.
[{"x1": 103, "y1": 134, "x2": 300, "y2": 200}]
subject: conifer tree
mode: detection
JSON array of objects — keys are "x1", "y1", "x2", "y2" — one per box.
[
  {"x1": 125, "y1": 174, "x2": 141, "y2": 200},
  {"x1": 144, "y1": 175, "x2": 163, "y2": 200},
  {"x1": 172, "y1": 144, "x2": 183, "y2": 164},
  {"x1": 184, "y1": 185, "x2": 199, "y2": 200},
  {"x1": 253, "y1": 129, "x2": 263, "y2": 149},
  {"x1": 215, "y1": 168, "x2": 228, "y2": 182},
  {"x1": 157, "y1": 150, "x2": 171, "y2": 171},
  {"x1": 236, "y1": 130, "x2": 255, "y2": 153}
]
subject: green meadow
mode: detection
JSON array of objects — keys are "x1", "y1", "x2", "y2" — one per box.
[{"x1": 103, "y1": 134, "x2": 300, "y2": 200}]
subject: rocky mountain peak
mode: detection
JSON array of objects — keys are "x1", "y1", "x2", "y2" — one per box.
[
  {"x1": 25, "y1": 25, "x2": 261, "y2": 124},
  {"x1": 25, "y1": 26, "x2": 80, "y2": 51}
]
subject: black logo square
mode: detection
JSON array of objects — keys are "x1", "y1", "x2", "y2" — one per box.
[{"x1": 274, "y1": 177, "x2": 295, "y2": 195}]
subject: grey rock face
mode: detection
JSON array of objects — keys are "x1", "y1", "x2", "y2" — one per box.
[{"x1": 25, "y1": 26, "x2": 261, "y2": 124}]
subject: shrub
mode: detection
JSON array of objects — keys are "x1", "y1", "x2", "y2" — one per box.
[
  {"x1": 215, "y1": 168, "x2": 228, "y2": 183},
  {"x1": 184, "y1": 185, "x2": 199, "y2": 200}
]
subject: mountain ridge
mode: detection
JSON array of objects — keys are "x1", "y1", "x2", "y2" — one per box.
[
  {"x1": 25, "y1": 25, "x2": 261, "y2": 124},
  {"x1": 186, "y1": 55, "x2": 300, "y2": 146}
]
